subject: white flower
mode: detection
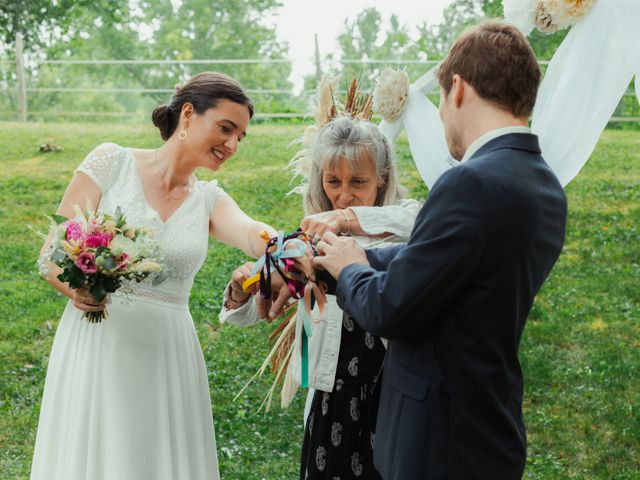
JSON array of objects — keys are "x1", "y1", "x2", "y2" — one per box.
[
  {"x1": 502, "y1": 0, "x2": 539, "y2": 36},
  {"x1": 128, "y1": 260, "x2": 162, "y2": 273},
  {"x1": 54, "y1": 223, "x2": 67, "y2": 242},
  {"x1": 134, "y1": 234, "x2": 157, "y2": 258},
  {"x1": 373, "y1": 68, "x2": 410, "y2": 123},
  {"x1": 542, "y1": 0, "x2": 596, "y2": 30},
  {"x1": 110, "y1": 234, "x2": 139, "y2": 259}
]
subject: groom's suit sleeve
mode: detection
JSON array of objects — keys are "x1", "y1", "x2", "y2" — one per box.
[
  {"x1": 336, "y1": 165, "x2": 486, "y2": 339},
  {"x1": 315, "y1": 243, "x2": 405, "y2": 294},
  {"x1": 366, "y1": 244, "x2": 406, "y2": 270}
]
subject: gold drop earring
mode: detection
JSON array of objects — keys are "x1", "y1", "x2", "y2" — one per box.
[{"x1": 178, "y1": 129, "x2": 188, "y2": 140}]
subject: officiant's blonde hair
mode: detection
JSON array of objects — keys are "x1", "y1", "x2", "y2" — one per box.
[{"x1": 304, "y1": 116, "x2": 404, "y2": 215}]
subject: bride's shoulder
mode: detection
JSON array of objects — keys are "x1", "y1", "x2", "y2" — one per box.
[
  {"x1": 75, "y1": 143, "x2": 130, "y2": 191},
  {"x1": 84, "y1": 142, "x2": 129, "y2": 162},
  {"x1": 198, "y1": 179, "x2": 231, "y2": 214}
]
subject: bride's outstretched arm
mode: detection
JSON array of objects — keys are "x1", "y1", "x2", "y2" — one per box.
[{"x1": 208, "y1": 196, "x2": 276, "y2": 258}]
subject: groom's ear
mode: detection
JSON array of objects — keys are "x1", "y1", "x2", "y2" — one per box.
[{"x1": 451, "y1": 74, "x2": 465, "y2": 109}]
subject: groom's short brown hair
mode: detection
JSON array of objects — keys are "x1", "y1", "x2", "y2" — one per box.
[{"x1": 436, "y1": 21, "x2": 541, "y2": 118}]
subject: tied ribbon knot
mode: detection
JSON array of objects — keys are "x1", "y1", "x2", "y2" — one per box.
[{"x1": 242, "y1": 230, "x2": 327, "y2": 387}]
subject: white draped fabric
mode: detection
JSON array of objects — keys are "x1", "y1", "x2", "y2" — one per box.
[
  {"x1": 382, "y1": 0, "x2": 640, "y2": 190},
  {"x1": 380, "y1": 85, "x2": 452, "y2": 190},
  {"x1": 379, "y1": 70, "x2": 452, "y2": 190},
  {"x1": 530, "y1": 0, "x2": 640, "y2": 186}
]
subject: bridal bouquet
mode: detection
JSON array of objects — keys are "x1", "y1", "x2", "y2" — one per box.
[{"x1": 40, "y1": 206, "x2": 166, "y2": 323}]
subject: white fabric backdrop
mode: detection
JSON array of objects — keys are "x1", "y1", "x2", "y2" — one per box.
[
  {"x1": 381, "y1": 0, "x2": 640, "y2": 190},
  {"x1": 531, "y1": 0, "x2": 640, "y2": 187}
]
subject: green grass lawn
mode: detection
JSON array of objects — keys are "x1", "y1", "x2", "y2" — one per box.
[{"x1": 0, "y1": 121, "x2": 638, "y2": 479}]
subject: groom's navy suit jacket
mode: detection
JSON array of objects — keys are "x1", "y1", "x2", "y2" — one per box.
[{"x1": 335, "y1": 133, "x2": 567, "y2": 479}]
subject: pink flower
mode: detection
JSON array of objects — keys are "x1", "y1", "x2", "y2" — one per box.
[
  {"x1": 116, "y1": 253, "x2": 130, "y2": 270},
  {"x1": 76, "y1": 252, "x2": 98, "y2": 274},
  {"x1": 84, "y1": 231, "x2": 113, "y2": 248},
  {"x1": 66, "y1": 221, "x2": 84, "y2": 241}
]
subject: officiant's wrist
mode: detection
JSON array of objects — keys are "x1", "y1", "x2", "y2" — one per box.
[{"x1": 338, "y1": 208, "x2": 354, "y2": 235}]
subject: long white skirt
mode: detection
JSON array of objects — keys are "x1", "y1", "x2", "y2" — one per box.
[{"x1": 30, "y1": 294, "x2": 219, "y2": 480}]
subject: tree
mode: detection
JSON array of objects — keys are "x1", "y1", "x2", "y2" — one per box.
[
  {"x1": 0, "y1": 0, "x2": 126, "y2": 50},
  {"x1": 8, "y1": 0, "x2": 293, "y2": 118}
]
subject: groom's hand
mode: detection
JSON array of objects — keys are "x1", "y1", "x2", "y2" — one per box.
[{"x1": 313, "y1": 232, "x2": 368, "y2": 280}]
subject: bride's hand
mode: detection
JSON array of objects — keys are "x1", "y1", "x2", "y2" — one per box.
[
  {"x1": 256, "y1": 273, "x2": 293, "y2": 322},
  {"x1": 72, "y1": 288, "x2": 109, "y2": 313},
  {"x1": 230, "y1": 262, "x2": 255, "y2": 298}
]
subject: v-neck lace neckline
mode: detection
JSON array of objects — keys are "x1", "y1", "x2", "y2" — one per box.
[{"x1": 126, "y1": 148, "x2": 197, "y2": 225}]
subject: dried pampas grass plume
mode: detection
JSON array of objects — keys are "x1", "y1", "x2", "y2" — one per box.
[
  {"x1": 314, "y1": 75, "x2": 338, "y2": 126},
  {"x1": 286, "y1": 124, "x2": 318, "y2": 196},
  {"x1": 373, "y1": 68, "x2": 410, "y2": 123},
  {"x1": 343, "y1": 78, "x2": 374, "y2": 121},
  {"x1": 535, "y1": 2, "x2": 558, "y2": 33}
]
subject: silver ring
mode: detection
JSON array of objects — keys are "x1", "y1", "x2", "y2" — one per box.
[{"x1": 311, "y1": 233, "x2": 321, "y2": 245}]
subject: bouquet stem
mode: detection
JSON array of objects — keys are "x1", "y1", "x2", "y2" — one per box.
[{"x1": 82, "y1": 308, "x2": 108, "y2": 323}]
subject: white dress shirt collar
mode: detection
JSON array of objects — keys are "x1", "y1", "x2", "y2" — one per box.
[{"x1": 460, "y1": 126, "x2": 532, "y2": 163}]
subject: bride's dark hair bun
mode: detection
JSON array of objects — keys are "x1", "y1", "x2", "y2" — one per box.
[
  {"x1": 150, "y1": 72, "x2": 254, "y2": 142},
  {"x1": 151, "y1": 105, "x2": 173, "y2": 141}
]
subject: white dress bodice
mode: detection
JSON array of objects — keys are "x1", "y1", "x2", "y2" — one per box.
[{"x1": 76, "y1": 143, "x2": 228, "y2": 303}]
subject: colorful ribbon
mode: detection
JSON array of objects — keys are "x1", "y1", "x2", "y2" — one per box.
[{"x1": 242, "y1": 229, "x2": 327, "y2": 387}]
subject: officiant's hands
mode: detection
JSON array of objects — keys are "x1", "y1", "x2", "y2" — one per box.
[
  {"x1": 313, "y1": 232, "x2": 369, "y2": 279},
  {"x1": 300, "y1": 210, "x2": 349, "y2": 238}
]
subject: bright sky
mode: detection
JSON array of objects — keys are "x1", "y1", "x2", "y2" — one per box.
[{"x1": 266, "y1": 0, "x2": 454, "y2": 91}]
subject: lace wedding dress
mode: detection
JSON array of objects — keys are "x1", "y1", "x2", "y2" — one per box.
[{"x1": 31, "y1": 143, "x2": 224, "y2": 480}]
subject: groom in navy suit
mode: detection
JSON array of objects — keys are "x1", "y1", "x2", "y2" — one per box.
[{"x1": 313, "y1": 21, "x2": 568, "y2": 479}]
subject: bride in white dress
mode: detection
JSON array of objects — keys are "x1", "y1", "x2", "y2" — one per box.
[{"x1": 31, "y1": 72, "x2": 274, "y2": 480}]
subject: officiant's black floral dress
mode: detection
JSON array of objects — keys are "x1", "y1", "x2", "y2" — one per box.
[{"x1": 300, "y1": 313, "x2": 386, "y2": 479}]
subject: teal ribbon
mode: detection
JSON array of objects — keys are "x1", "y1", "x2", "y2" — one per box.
[
  {"x1": 301, "y1": 326, "x2": 309, "y2": 388},
  {"x1": 298, "y1": 289, "x2": 315, "y2": 388},
  {"x1": 249, "y1": 230, "x2": 315, "y2": 388}
]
